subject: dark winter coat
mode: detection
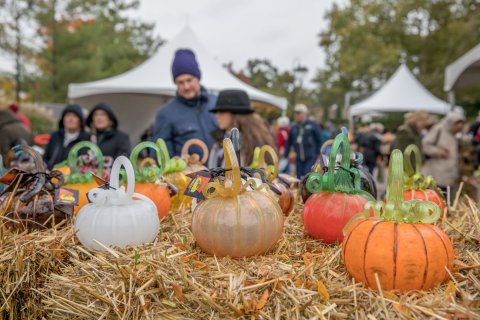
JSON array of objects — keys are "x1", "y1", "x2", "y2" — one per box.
[
  {"x1": 153, "y1": 87, "x2": 218, "y2": 157},
  {"x1": 86, "y1": 103, "x2": 131, "y2": 159},
  {"x1": 43, "y1": 104, "x2": 90, "y2": 169},
  {"x1": 0, "y1": 109, "x2": 33, "y2": 156},
  {"x1": 284, "y1": 119, "x2": 323, "y2": 162}
]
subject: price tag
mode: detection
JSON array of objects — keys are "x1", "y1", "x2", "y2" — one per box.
[
  {"x1": 184, "y1": 171, "x2": 213, "y2": 201},
  {"x1": 54, "y1": 187, "x2": 79, "y2": 206}
]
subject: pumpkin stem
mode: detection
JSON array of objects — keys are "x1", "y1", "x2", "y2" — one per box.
[
  {"x1": 403, "y1": 144, "x2": 436, "y2": 190},
  {"x1": 306, "y1": 133, "x2": 367, "y2": 197},
  {"x1": 66, "y1": 141, "x2": 104, "y2": 184},
  {"x1": 6, "y1": 145, "x2": 46, "y2": 173},
  {"x1": 181, "y1": 139, "x2": 209, "y2": 165},
  {"x1": 130, "y1": 142, "x2": 166, "y2": 183},
  {"x1": 203, "y1": 138, "x2": 242, "y2": 198},
  {"x1": 156, "y1": 139, "x2": 187, "y2": 173},
  {"x1": 257, "y1": 145, "x2": 278, "y2": 183},
  {"x1": 365, "y1": 149, "x2": 440, "y2": 224}
]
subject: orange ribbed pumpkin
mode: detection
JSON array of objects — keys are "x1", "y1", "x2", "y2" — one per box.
[
  {"x1": 342, "y1": 217, "x2": 453, "y2": 291},
  {"x1": 342, "y1": 149, "x2": 454, "y2": 292},
  {"x1": 130, "y1": 141, "x2": 172, "y2": 219}
]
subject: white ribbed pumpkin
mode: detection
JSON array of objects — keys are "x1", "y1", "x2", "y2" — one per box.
[{"x1": 74, "y1": 156, "x2": 159, "y2": 250}]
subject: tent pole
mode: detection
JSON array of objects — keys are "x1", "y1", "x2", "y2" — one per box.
[{"x1": 447, "y1": 91, "x2": 455, "y2": 111}]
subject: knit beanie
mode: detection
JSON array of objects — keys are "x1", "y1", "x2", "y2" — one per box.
[{"x1": 171, "y1": 49, "x2": 201, "y2": 81}]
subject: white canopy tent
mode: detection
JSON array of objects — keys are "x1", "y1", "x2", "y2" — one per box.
[
  {"x1": 349, "y1": 64, "x2": 451, "y2": 117},
  {"x1": 68, "y1": 25, "x2": 287, "y2": 142},
  {"x1": 444, "y1": 43, "x2": 480, "y2": 103}
]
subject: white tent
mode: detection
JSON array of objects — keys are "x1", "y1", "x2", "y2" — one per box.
[
  {"x1": 68, "y1": 26, "x2": 287, "y2": 142},
  {"x1": 349, "y1": 64, "x2": 451, "y2": 117},
  {"x1": 444, "y1": 43, "x2": 480, "y2": 92}
]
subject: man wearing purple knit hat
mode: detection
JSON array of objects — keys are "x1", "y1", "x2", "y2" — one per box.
[{"x1": 153, "y1": 49, "x2": 218, "y2": 157}]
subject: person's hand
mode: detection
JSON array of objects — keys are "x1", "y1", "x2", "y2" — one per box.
[
  {"x1": 288, "y1": 152, "x2": 296, "y2": 163},
  {"x1": 438, "y1": 148, "x2": 449, "y2": 158}
]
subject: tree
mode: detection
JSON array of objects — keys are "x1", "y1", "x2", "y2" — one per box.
[
  {"x1": 230, "y1": 59, "x2": 314, "y2": 118},
  {"x1": 28, "y1": 0, "x2": 162, "y2": 102},
  {"x1": 0, "y1": 0, "x2": 36, "y2": 102},
  {"x1": 317, "y1": 0, "x2": 480, "y2": 119}
]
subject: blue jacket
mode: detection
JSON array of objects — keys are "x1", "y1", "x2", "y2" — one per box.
[
  {"x1": 284, "y1": 119, "x2": 323, "y2": 162},
  {"x1": 153, "y1": 87, "x2": 218, "y2": 156}
]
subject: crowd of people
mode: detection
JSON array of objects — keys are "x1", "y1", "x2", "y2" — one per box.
[{"x1": 1, "y1": 47, "x2": 479, "y2": 198}]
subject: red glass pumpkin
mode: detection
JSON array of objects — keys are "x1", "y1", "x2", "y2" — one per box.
[{"x1": 302, "y1": 134, "x2": 374, "y2": 243}]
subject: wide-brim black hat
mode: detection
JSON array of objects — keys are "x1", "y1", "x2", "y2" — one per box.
[{"x1": 210, "y1": 89, "x2": 255, "y2": 114}]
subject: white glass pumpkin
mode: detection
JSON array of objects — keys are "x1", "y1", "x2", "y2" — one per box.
[{"x1": 74, "y1": 156, "x2": 160, "y2": 250}]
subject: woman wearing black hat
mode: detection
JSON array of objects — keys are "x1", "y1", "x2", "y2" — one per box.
[
  {"x1": 86, "y1": 103, "x2": 131, "y2": 160},
  {"x1": 208, "y1": 89, "x2": 277, "y2": 167},
  {"x1": 43, "y1": 104, "x2": 90, "y2": 169}
]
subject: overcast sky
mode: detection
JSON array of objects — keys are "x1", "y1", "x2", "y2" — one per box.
[
  {"x1": 0, "y1": 0, "x2": 341, "y2": 82},
  {"x1": 132, "y1": 0, "x2": 340, "y2": 83}
]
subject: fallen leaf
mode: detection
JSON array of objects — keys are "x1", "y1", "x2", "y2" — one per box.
[
  {"x1": 392, "y1": 302, "x2": 409, "y2": 315},
  {"x1": 256, "y1": 289, "x2": 270, "y2": 310},
  {"x1": 317, "y1": 280, "x2": 330, "y2": 301},
  {"x1": 193, "y1": 260, "x2": 209, "y2": 271},
  {"x1": 382, "y1": 291, "x2": 399, "y2": 301},
  {"x1": 444, "y1": 281, "x2": 457, "y2": 300},
  {"x1": 172, "y1": 283, "x2": 184, "y2": 302}
]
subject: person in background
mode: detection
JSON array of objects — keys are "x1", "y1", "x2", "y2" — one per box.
[
  {"x1": 391, "y1": 111, "x2": 430, "y2": 153},
  {"x1": 208, "y1": 89, "x2": 277, "y2": 167},
  {"x1": 9, "y1": 103, "x2": 32, "y2": 130},
  {"x1": 469, "y1": 111, "x2": 480, "y2": 166},
  {"x1": 276, "y1": 116, "x2": 290, "y2": 173},
  {"x1": 0, "y1": 103, "x2": 33, "y2": 156},
  {"x1": 285, "y1": 104, "x2": 323, "y2": 178},
  {"x1": 43, "y1": 104, "x2": 90, "y2": 169},
  {"x1": 423, "y1": 112, "x2": 465, "y2": 195},
  {"x1": 356, "y1": 123, "x2": 382, "y2": 174},
  {"x1": 153, "y1": 48, "x2": 218, "y2": 157},
  {"x1": 86, "y1": 102, "x2": 131, "y2": 159}
]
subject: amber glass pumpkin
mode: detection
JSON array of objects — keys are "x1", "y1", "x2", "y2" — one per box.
[
  {"x1": 253, "y1": 145, "x2": 295, "y2": 216},
  {"x1": 302, "y1": 134, "x2": 374, "y2": 243},
  {"x1": 130, "y1": 142, "x2": 172, "y2": 219},
  {"x1": 402, "y1": 144, "x2": 447, "y2": 214},
  {"x1": 342, "y1": 149, "x2": 454, "y2": 292},
  {"x1": 63, "y1": 142, "x2": 104, "y2": 214},
  {"x1": 191, "y1": 138, "x2": 284, "y2": 258},
  {"x1": 156, "y1": 139, "x2": 191, "y2": 210}
]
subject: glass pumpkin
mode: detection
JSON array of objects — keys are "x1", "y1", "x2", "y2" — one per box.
[
  {"x1": 74, "y1": 156, "x2": 159, "y2": 251},
  {"x1": 130, "y1": 142, "x2": 172, "y2": 219},
  {"x1": 0, "y1": 146, "x2": 72, "y2": 230},
  {"x1": 156, "y1": 139, "x2": 191, "y2": 211},
  {"x1": 63, "y1": 141, "x2": 104, "y2": 214},
  {"x1": 253, "y1": 145, "x2": 295, "y2": 216},
  {"x1": 342, "y1": 149, "x2": 454, "y2": 292},
  {"x1": 402, "y1": 144, "x2": 447, "y2": 214},
  {"x1": 302, "y1": 133, "x2": 374, "y2": 243},
  {"x1": 191, "y1": 138, "x2": 284, "y2": 258}
]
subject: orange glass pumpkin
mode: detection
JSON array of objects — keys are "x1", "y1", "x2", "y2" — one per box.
[
  {"x1": 302, "y1": 134, "x2": 374, "y2": 243},
  {"x1": 63, "y1": 142, "x2": 104, "y2": 214},
  {"x1": 191, "y1": 137, "x2": 284, "y2": 258},
  {"x1": 253, "y1": 146, "x2": 295, "y2": 216},
  {"x1": 130, "y1": 141, "x2": 172, "y2": 219},
  {"x1": 342, "y1": 150, "x2": 454, "y2": 292},
  {"x1": 403, "y1": 144, "x2": 447, "y2": 214},
  {"x1": 156, "y1": 139, "x2": 191, "y2": 211}
]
